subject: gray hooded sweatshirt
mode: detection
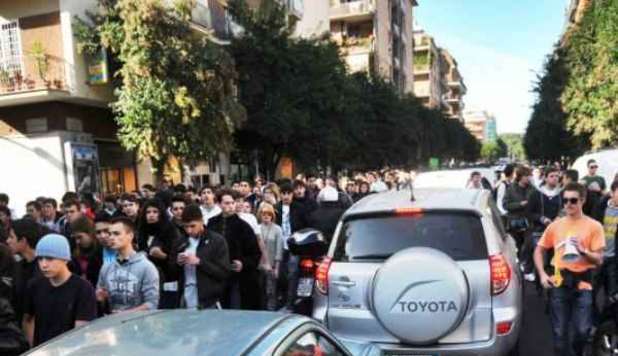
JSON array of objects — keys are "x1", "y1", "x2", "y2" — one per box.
[{"x1": 97, "y1": 252, "x2": 159, "y2": 312}]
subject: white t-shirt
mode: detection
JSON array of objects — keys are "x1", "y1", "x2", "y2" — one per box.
[
  {"x1": 239, "y1": 212, "x2": 260, "y2": 236},
  {"x1": 281, "y1": 205, "x2": 291, "y2": 250},
  {"x1": 183, "y1": 237, "x2": 200, "y2": 309},
  {"x1": 201, "y1": 205, "x2": 222, "y2": 226}
]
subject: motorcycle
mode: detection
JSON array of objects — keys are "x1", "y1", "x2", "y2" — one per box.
[{"x1": 287, "y1": 228, "x2": 329, "y2": 316}]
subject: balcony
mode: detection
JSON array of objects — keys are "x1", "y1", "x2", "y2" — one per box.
[
  {"x1": 0, "y1": 55, "x2": 71, "y2": 97},
  {"x1": 445, "y1": 92, "x2": 461, "y2": 103},
  {"x1": 341, "y1": 36, "x2": 374, "y2": 55},
  {"x1": 330, "y1": 0, "x2": 376, "y2": 22}
]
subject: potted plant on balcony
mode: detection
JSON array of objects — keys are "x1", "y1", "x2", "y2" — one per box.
[
  {"x1": 30, "y1": 40, "x2": 49, "y2": 88},
  {"x1": 0, "y1": 69, "x2": 13, "y2": 92}
]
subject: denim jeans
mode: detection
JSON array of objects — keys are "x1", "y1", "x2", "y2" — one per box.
[{"x1": 549, "y1": 287, "x2": 593, "y2": 356}]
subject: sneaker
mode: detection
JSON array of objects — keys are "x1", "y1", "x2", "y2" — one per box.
[{"x1": 524, "y1": 273, "x2": 536, "y2": 282}]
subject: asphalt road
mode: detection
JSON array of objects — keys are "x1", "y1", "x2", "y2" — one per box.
[{"x1": 519, "y1": 280, "x2": 554, "y2": 355}]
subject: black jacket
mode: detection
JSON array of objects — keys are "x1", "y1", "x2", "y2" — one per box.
[
  {"x1": 504, "y1": 183, "x2": 535, "y2": 218},
  {"x1": 206, "y1": 214, "x2": 261, "y2": 275},
  {"x1": 275, "y1": 201, "x2": 308, "y2": 234},
  {"x1": 71, "y1": 246, "x2": 103, "y2": 288},
  {"x1": 307, "y1": 202, "x2": 345, "y2": 242},
  {"x1": 0, "y1": 245, "x2": 28, "y2": 355},
  {"x1": 527, "y1": 187, "x2": 563, "y2": 230},
  {"x1": 171, "y1": 229, "x2": 230, "y2": 308},
  {"x1": 140, "y1": 222, "x2": 181, "y2": 283},
  {"x1": 294, "y1": 195, "x2": 318, "y2": 216}
]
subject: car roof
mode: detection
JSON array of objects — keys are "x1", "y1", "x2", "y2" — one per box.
[
  {"x1": 414, "y1": 169, "x2": 496, "y2": 189},
  {"x1": 344, "y1": 188, "x2": 488, "y2": 218},
  {"x1": 27, "y1": 310, "x2": 306, "y2": 356}
]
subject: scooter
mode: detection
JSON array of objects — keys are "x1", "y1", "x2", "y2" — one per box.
[{"x1": 287, "y1": 228, "x2": 329, "y2": 316}]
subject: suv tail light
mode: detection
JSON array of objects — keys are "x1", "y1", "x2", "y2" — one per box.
[
  {"x1": 490, "y1": 254, "x2": 511, "y2": 295},
  {"x1": 315, "y1": 257, "x2": 332, "y2": 295}
]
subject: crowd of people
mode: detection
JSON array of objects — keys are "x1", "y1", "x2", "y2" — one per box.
[
  {"x1": 479, "y1": 159, "x2": 617, "y2": 356},
  {"x1": 1, "y1": 161, "x2": 616, "y2": 355},
  {"x1": 0, "y1": 170, "x2": 402, "y2": 354}
]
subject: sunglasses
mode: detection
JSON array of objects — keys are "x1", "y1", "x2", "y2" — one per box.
[{"x1": 564, "y1": 197, "x2": 580, "y2": 205}]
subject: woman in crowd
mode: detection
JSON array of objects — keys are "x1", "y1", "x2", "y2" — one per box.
[
  {"x1": 137, "y1": 199, "x2": 181, "y2": 309},
  {"x1": 258, "y1": 203, "x2": 283, "y2": 311}
]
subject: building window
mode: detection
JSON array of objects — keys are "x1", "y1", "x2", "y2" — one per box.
[{"x1": 0, "y1": 20, "x2": 23, "y2": 75}]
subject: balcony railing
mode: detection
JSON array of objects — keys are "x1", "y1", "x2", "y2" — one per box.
[
  {"x1": 330, "y1": 0, "x2": 375, "y2": 21},
  {"x1": 340, "y1": 36, "x2": 374, "y2": 55},
  {"x1": 0, "y1": 55, "x2": 70, "y2": 95}
]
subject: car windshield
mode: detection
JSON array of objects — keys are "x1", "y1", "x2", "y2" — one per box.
[{"x1": 333, "y1": 212, "x2": 488, "y2": 262}]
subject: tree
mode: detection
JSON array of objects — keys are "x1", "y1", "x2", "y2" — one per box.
[
  {"x1": 499, "y1": 133, "x2": 526, "y2": 161},
  {"x1": 228, "y1": 0, "x2": 480, "y2": 175},
  {"x1": 524, "y1": 51, "x2": 587, "y2": 161},
  {"x1": 74, "y1": 0, "x2": 244, "y2": 178},
  {"x1": 480, "y1": 139, "x2": 507, "y2": 162},
  {"x1": 229, "y1": 0, "x2": 352, "y2": 176},
  {"x1": 562, "y1": 0, "x2": 618, "y2": 149}
]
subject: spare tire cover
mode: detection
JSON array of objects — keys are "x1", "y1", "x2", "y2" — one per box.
[{"x1": 371, "y1": 247, "x2": 469, "y2": 344}]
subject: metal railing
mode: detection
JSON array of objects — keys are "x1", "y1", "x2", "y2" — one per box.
[{"x1": 0, "y1": 54, "x2": 70, "y2": 95}]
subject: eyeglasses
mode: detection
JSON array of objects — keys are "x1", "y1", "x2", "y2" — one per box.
[{"x1": 564, "y1": 197, "x2": 580, "y2": 205}]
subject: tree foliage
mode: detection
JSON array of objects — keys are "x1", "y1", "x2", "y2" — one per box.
[
  {"x1": 74, "y1": 0, "x2": 244, "y2": 174},
  {"x1": 524, "y1": 50, "x2": 588, "y2": 161},
  {"x1": 562, "y1": 0, "x2": 618, "y2": 149},
  {"x1": 228, "y1": 0, "x2": 479, "y2": 176},
  {"x1": 499, "y1": 133, "x2": 526, "y2": 161},
  {"x1": 525, "y1": 0, "x2": 616, "y2": 160},
  {"x1": 480, "y1": 138, "x2": 507, "y2": 162}
]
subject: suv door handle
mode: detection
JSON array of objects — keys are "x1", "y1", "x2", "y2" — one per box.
[{"x1": 332, "y1": 280, "x2": 356, "y2": 287}]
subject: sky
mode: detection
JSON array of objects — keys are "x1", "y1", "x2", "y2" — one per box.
[{"x1": 415, "y1": 0, "x2": 568, "y2": 134}]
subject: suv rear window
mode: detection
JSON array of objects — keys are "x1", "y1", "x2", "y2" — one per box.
[{"x1": 333, "y1": 212, "x2": 488, "y2": 262}]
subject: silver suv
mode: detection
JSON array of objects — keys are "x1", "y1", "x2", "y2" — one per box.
[{"x1": 312, "y1": 188, "x2": 523, "y2": 355}]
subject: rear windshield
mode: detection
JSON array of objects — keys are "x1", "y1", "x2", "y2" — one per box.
[{"x1": 333, "y1": 213, "x2": 488, "y2": 262}]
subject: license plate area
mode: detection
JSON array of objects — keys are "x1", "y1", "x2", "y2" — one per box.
[{"x1": 297, "y1": 277, "x2": 314, "y2": 297}]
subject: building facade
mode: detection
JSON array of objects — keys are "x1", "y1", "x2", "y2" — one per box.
[
  {"x1": 463, "y1": 110, "x2": 497, "y2": 143},
  {"x1": 0, "y1": 0, "x2": 247, "y2": 214},
  {"x1": 412, "y1": 29, "x2": 447, "y2": 109},
  {"x1": 330, "y1": 0, "x2": 417, "y2": 94},
  {"x1": 440, "y1": 49, "x2": 466, "y2": 121}
]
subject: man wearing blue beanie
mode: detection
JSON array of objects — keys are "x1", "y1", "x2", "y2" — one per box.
[{"x1": 23, "y1": 233, "x2": 96, "y2": 347}]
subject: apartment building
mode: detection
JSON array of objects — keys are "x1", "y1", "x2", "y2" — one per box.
[
  {"x1": 463, "y1": 110, "x2": 497, "y2": 143},
  {"x1": 412, "y1": 29, "x2": 447, "y2": 109},
  {"x1": 0, "y1": 0, "x2": 249, "y2": 214},
  {"x1": 440, "y1": 48, "x2": 466, "y2": 121},
  {"x1": 329, "y1": 0, "x2": 417, "y2": 94}
]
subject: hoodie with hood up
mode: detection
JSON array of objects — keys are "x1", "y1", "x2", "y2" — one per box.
[{"x1": 97, "y1": 252, "x2": 159, "y2": 313}]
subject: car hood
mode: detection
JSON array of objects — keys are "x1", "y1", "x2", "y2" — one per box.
[{"x1": 26, "y1": 310, "x2": 292, "y2": 356}]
